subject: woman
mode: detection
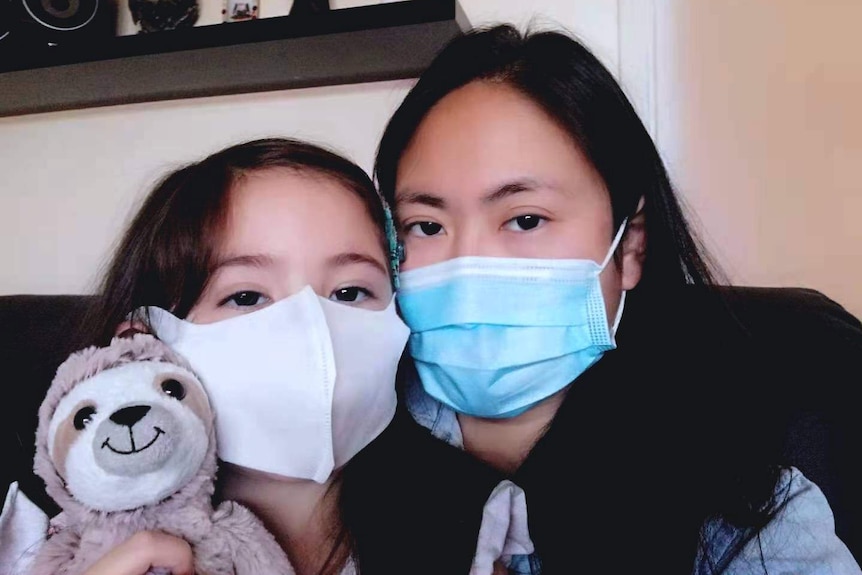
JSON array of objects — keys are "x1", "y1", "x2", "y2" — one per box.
[
  {"x1": 3, "y1": 138, "x2": 531, "y2": 575},
  {"x1": 374, "y1": 24, "x2": 860, "y2": 574}
]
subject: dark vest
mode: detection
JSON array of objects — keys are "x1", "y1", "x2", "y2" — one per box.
[
  {"x1": 343, "y1": 406, "x2": 507, "y2": 575},
  {"x1": 512, "y1": 285, "x2": 862, "y2": 573}
]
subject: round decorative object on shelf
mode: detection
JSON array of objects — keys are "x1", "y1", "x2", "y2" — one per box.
[
  {"x1": 21, "y1": 0, "x2": 99, "y2": 30},
  {"x1": 128, "y1": 0, "x2": 199, "y2": 32},
  {"x1": 6, "y1": 0, "x2": 114, "y2": 50},
  {"x1": 0, "y1": 0, "x2": 12, "y2": 43}
]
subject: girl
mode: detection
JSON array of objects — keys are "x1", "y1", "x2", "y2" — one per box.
[
  {"x1": 374, "y1": 24, "x2": 861, "y2": 575},
  {"x1": 5, "y1": 138, "x2": 531, "y2": 575}
]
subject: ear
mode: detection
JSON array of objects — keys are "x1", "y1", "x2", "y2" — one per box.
[
  {"x1": 620, "y1": 197, "x2": 647, "y2": 291},
  {"x1": 114, "y1": 320, "x2": 152, "y2": 339}
]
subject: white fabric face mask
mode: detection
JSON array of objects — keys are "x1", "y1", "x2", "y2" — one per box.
[{"x1": 144, "y1": 286, "x2": 409, "y2": 483}]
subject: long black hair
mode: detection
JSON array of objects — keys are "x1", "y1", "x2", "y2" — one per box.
[
  {"x1": 375, "y1": 24, "x2": 724, "y2": 297},
  {"x1": 375, "y1": 24, "x2": 784, "y2": 574}
]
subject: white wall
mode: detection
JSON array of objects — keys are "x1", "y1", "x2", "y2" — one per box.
[{"x1": 0, "y1": 0, "x2": 615, "y2": 296}]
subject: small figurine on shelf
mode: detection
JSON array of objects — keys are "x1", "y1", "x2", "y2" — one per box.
[
  {"x1": 128, "y1": 0, "x2": 199, "y2": 32},
  {"x1": 222, "y1": 0, "x2": 257, "y2": 22},
  {"x1": 289, "y1": 0, "x2": 328, "y2": 15}
]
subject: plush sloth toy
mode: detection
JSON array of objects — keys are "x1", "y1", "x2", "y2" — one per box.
[{"x1": 27, "y1": 333, "x2": 295, "y2": 575}]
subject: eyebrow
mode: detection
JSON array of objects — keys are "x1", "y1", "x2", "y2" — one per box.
[
  {"x1": 215, "y1": 252, "x2": 387, "y2": 275},
  {"x1": 327, "y1": 252, "x2": 388, "y2": 275},
  {"x1": 482, "y1": 178, "x2": 548, "y2": 204},
  {"x1": 211, "y1": 254, "x2": 275, "y2": 272},
  {"x1": 396, "y1": 178, "x2": 554, "y2": 210},
  {"x1": 395, "y1": 190, "x2": 446, "y2": 209}
]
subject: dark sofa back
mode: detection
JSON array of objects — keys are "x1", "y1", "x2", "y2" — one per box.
[
  {"x1": 1, "y1": 288, "x2": 861, "y2": 560},
  {"x1": 1, "y1": 295, "x2": 93, "y2": 516},
  {"x1": 723, "y1": 286, "x2": 862, "y2": 544}
]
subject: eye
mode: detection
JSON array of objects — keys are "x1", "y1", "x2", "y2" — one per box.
[
  {"x1": 219, "y1": 291, "x2": 270, "y2": 308},
  {"x1": 73, "y1": 406, "x2": 97, "y2": 430},
  {"x1": 406, "y1": 221, "x2": 444, "y2": 237},
  {"x1": 329, "y1": 286, "x2": 371, "y2": 305},
  {"x1": 161, "y1": 379, "x2": 186, "y2": 400},
  {"x1": 503, "y1": 214, "x2": 547, "y2": 232}
]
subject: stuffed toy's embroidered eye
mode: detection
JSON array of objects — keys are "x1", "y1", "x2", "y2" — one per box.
[
  {"x1": 161, "y1": 378, "x2": 186, "y2": 400},
  {"x1": 73, "y1": 406, "x2": 97, "y2": 430}
]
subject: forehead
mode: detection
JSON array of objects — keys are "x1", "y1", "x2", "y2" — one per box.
[
  {"x1": 220, "y1": 168, "x2": 383, "y2": 255},
  {"x1": 397, "y1": 81, "x2": 600, "y2": 200}
]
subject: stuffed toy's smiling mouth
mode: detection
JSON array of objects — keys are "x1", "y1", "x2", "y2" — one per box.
[{"x1": 101, "y1": 427, "x2": 165, "y2": 454}]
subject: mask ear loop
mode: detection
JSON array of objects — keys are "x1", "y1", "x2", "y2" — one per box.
[
  {"x1": 599, "y1": 218, "x2": 629, "y2": 337},
  {"x1": 611, "y1": 290, "x2": 626, "y2": 335},
  {"x1": 599, "y1": 218, "x2": 629, "y2": 271}
]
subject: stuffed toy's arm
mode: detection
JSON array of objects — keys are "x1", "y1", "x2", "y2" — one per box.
[
  {"x1": 203, "y1": 501, "x2": 296, "y2": 575},
  {"x1": 26, "y1": 527, "x2": 82, "y2": 575}
]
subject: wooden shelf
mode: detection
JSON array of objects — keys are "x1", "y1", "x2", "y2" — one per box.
[{"x1": 0, "y1": 0, "x2": 468, "y2": 117}]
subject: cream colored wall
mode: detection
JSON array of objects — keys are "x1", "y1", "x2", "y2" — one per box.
[
  {"x1": 12, "y1": 0, "x2": 858, "y2": 321},
  {"x1": 0, "y1": 82, "x2": 412, "y2": 294},
  {"x1": 0, "y1": 0, "x2": 616, "y2": 296},
  {"x1": 648, "y1": 0, "x2": 862, "y2": 319}
]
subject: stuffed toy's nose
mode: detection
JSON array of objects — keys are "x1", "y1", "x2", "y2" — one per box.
[{"x1": 110, "y1": 405, "x2": 151, "y2": 428}]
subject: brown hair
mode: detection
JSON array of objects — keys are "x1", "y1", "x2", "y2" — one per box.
[{"x1": 77, "y1": 137, "x2": 385, "y2": 348}]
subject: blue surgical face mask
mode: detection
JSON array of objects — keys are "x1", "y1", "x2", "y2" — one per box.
[{"x1": 397, "y1": 222, "x2": 628, "y2": 419}]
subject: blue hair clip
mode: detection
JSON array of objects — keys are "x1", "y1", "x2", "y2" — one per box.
[{"x1": 382, "y1": 201, "x2": 404, "y2": 289}]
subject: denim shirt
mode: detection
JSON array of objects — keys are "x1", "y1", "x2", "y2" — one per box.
[{"x1": 406, "y1": 380, "x2": 862, "y2": 575}]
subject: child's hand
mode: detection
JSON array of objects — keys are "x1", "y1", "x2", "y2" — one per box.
[{"x1": 82, "y1": 531, "x2": 194, "y2": 575}]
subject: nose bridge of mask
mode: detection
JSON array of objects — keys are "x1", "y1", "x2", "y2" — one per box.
[
  {"x1": 319, "y1": 296, "x2": 407, "y2": 467},
  {"x1": 320, "y1": 295, "x2": 409, "y2": 367},
  {"x1": 398, "y1": 218, "x2": 630, "y2": 343},
  {"x1": 144, "y1": 286, "x2": 338, "y2": 482},
  {"x1": 398, "y1": 269, "x2": 605, "y2": 333},
  {"x1": 148, "y1": 285, "x2": 331, "y2": 349},
  {"x1": 319, "y1": 296, "x2": 409, "y2": 393},
  {"x1": 400, "y1": 219, "x2": 628, "y2": 289}
]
